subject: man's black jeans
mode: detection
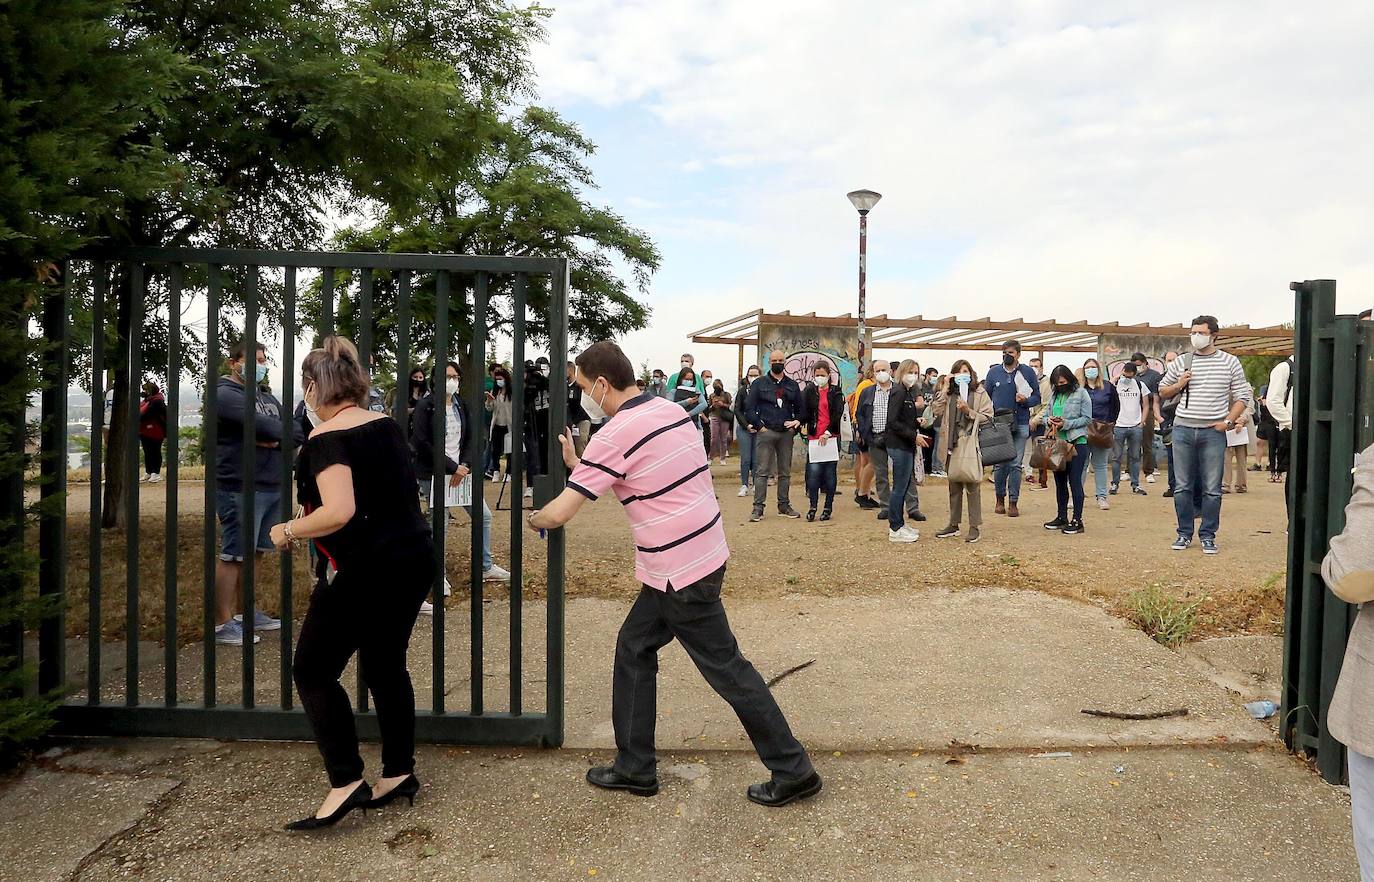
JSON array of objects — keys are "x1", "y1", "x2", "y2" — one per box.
[{"x1": 611, "y1": 565, "x2": 814, "y2": 782}]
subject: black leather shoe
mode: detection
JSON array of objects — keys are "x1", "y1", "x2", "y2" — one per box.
[
  {"x1": 806, "y1": 509, "x2": 817, "y2": 522},
  {"x1": 586, "y1": 766, "x2": 659, "y2": 797},
  {"x1": 364, "y1": 774, "x2": 420, "y2": 809},
  {"x1": 747, "y1": 771, "x2": 823, "y2": 807},
  {"x1": 819, "y1": 510, "x2": 832, "y2": 521},
  {"x1": 1044, "y1": 517, "x2": 1068, "y2": 530},
  {"x1": 285, "y1": 781, "x2": 372, "y2": 832}
]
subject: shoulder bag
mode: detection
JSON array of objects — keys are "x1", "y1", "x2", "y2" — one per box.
[
  {"x1": 1087, "y1": 419, "x2": 1115, "y2": 449},
  {"x1": 978, "y1": 409, "x2": 1016, "y2": 466},
  {"x1": 947, "y1": 413, "x2": 983, "y2": 483},
  {"x1": 1029, "y1": 436, "x2": 1077, "y2": 472}
]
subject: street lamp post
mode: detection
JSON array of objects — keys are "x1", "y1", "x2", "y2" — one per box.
[{"x1": 846, "y1": 189, "x2": 882, "y2": 369}]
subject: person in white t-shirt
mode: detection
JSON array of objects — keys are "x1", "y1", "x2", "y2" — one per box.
[{"x1": 1110, "y1": 361, "x2": 1150, "y2": 496}]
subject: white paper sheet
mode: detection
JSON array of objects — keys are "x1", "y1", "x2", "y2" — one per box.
[
  {"x1": 430, "y1": 474, "x2": 473, "y2": 508},
  {"x1": 1226, "y1": 426, "x2": 1250, "y2": 446},
  {"x1": 808, "y1": 438, "x2": 840, "y2": 463},
  {"x1": 1014, "y1": 371, "x2": 1034, "y2": 399}
]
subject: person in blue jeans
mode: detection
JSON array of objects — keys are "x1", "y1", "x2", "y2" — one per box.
[
  {"x1": 214, "y1": 340, "x2": 300, "y2": 645},
  {"x1": 1110, "y1": 361, "x2": 1151, "y2": 496},
  {"x1": 983, "y1": 340, "x2": 1041, "y2": 518},
  {"x1": 1159, "y1": 317, "x2": 1252, "y2": 553},
  {"x1": 1079, "y1": 358, "x2": 1118, "y2": 510},
  {"x1": 882, "y1": 359, "x2": 925, "y2": 542},
  {"x1": 733, "y1": 365, "x2": 761, "y2": 497},
  {"x1": 1040, "y1": 366, "x2": 1092, "y2": 534}
]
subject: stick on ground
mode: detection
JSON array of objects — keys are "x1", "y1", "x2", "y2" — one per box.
[
  {"x1": 766, "y1": 659, "x2": 816, "y2": 689},
  {"x1": 1080, "y1": 707, "x2": 1189, "y2": 720}
]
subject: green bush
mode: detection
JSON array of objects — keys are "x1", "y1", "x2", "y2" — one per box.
[{"x1": 1120, "y1": 584, "x2": 1201, "y2": 648}]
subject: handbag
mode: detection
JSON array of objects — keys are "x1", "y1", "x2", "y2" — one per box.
[
  {"x1": 978, "y1": 411, "x2": 1016, "y2": 466},
  {"x1": 1087, "y1": 420, "x2": 1115, "y2": 449},
  {"x1": 947, "y1": 417, "x2": 983, "y2": 483},
  {"x1": 1029, "y1": 436, "x2": 1077, "y2": 472}
]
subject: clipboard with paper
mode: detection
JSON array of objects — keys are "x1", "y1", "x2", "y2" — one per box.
[
  {"x1": 430, "y1": 474, "x2": 473, "y2": 509},
  {"x1": 808, "y1": 437, "x2": 840, "y2": 463}
]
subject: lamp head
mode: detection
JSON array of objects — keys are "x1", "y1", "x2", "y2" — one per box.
[{"x1": 846, "y1": 189, "x2": 883, "y2": 214}]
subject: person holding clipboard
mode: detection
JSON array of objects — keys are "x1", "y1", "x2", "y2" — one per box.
[
  {"x1": 411, "y1": 361, "x2": 511, "y2": 616},
  {"x1": 801, "y1": 362, "x2": 845, "y2": 521}
]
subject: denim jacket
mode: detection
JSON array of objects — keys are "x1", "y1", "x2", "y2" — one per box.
[{"x1": 1046, "y1": 387, "x2": 1093, "y2": 444}]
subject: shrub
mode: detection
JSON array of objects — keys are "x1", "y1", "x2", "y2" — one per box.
[{"x1": 1120, "y1": 584, "x2": 1201, "y2": 648}]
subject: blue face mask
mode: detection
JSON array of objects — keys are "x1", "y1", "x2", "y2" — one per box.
[
  {"x1": 1085, "y1": 368, "x2": 1099, "y2": 380},
  {"x1": 954, "y1": 374, "x2": 971, "y2": 386},
  {"x1": 254, "y1": 363, "x2": 268, "y2": 384}
]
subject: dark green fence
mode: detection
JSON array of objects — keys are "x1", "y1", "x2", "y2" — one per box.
[
  {"x1": 1282, "y1": 279, "x2": 1374, "y2": 783},
  {"x1": 28, "y1": 248, "x2": 570, "y2": 747}
]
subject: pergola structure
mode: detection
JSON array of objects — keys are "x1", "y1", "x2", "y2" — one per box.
[{"x1": 690, "y1": 310, "x2": 1294, "y2": 373}]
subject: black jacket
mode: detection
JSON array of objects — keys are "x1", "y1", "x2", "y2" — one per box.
[
  {"x1": 884, "y1": 384, "x2": 923, "y2": 452},
  {"x1": 802, "y1": 384, "x2": 845, "y2": 439},
  {"x1": 744, "y1": 372, "x2": 804, "y2": 432},
  {"x1": 411, "y1": 391, "x2": 471, "y2": 481}
]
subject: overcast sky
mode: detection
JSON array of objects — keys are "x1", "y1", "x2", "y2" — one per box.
[{"x1": 530, "y1": 0, "x2": 1374, "y2": 378}]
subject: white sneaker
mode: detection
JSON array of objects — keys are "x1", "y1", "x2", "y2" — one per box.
[
  {"x1": 418, "y1": 600, "x2": 434, "y2": 616},
  {"x1": 523, "y1": 487, "x2": 534, "y2": 499},
  {"x1": 483, "y1": 564, "x2": 511, "y2": 583},
  {"x1": 148, "y1": 472, "x2": 163, "y2": 483},
  {"x1": 738, "y1": 485, "x2": 750, "y2": 497},
  {"x1": 1097, "y1": 496, "x2": 1109, "y2": 510},
  {"x1": 138, "y1": 473, "x2": 151, "y2": 483},
  {"x1": 888, "y1": 526, "x2": 920, "y2": 543},
  {"x1": 443, "y1": 576, "x2": 453, "y2": 597},
  {"x1": 1147, "y1": 474, "x2": 1157, "y2": 484}
]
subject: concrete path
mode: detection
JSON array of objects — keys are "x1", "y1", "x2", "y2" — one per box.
[
  {"x1": 12, "y1": 589, "x2": 1355, "y2": 881},
  {"x1": 17, "y1": 739, "x2": 1359, "y2": 882},
  {"x1": 51, "y1": 588, "x2": 1269, "y2": 751}
]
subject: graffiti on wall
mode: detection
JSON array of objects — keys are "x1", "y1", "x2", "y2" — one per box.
[
  {"x1": 1100, "y1": 334, "x2": 1190, "y2": 381},
  {"x1": 758, "y1": 323, "x2": 862, "y2": 395}
]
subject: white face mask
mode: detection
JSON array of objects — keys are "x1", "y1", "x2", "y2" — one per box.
[
  {"x1": 681, "y1": 361, "x2": 691, "y2": 370},
  {"x1": 902, "y1": 373, "x2": 919, "y2": 388},
  {"x1": 1190, "y1": 332, "x2": 1212, "y2": 350},
  {"x1": 701, "y1": 376, "x2": 712, "y2": 385},
  {"x1": 304, "y1": 381, "x2": 321, "y2": 426},
  {"x1": 875, "y1": 370, "x2": 891, "y2": 385},
  {"x1": 814, "y1": 375, "x2": 829, "y2": 387},
  {"x1": 581, "y1": 376, "x2": 609, "y2": 421},
  {"x1": 746, "y1": 374, "x2": 759, "y2": 384},
  {"x1": 445, "y1": 378, "x2": 460, "y2": 396},
  {"x1": 539, "y1": 365, "x2": 550, "y2": 377}
]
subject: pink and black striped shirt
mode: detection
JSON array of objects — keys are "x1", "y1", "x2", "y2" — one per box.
[{"x1": 568, "y1": 392, "x2": 729, "y2": 591}]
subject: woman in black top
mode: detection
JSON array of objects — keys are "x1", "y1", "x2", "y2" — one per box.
[{"x1": 269, "y1": 336, "x2": 436, "y2": 831}]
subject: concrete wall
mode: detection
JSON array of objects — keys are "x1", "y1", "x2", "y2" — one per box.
[
  {"x1": 1100, "y1": 333, "x2": 1190, "y2": 381},
  {"x1": 758, "y1": 323, "x2": 862, "y2": 396}
]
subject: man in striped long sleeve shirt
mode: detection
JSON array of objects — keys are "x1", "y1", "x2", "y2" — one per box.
[
  {"x1": 527, "y1": 341, "x2": 821, "y2": 808},
  {"x1": 1158, "y1": 315, "x2": 1253, "y2": 554}
]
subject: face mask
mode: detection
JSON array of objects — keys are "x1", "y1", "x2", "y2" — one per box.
[
  {"x1": 411, "y1": 378, "x2": 424, "y2": 388},
  {"x1": 495, "y1": 379, "x2": 505, "y2": 389},
  {"x1": 652, "y1": 377, "x2": 664, "y2": 386},
  {"x1": 445, "y1": 378, "x2": 460, "y2": 396},
  {"x1": 746, "y1": 374, "x2": 759, "y2": 383},
  {"x1": 1190, "y1": 333, "x2": 1212, "y2": 350},
  {"x1": 702, "y1": 377, "x2": 712, "y2": 385},
  {"x1": 539, "y1": 365, "x2": 551, "y2": 377},
  {"x1": 1056, "y1": 385, "x2": 1068, "y2": 393},
  {"x1": 814, "y1": 375, "x2": 829, "y2": 387},
  {"x1": 581, "y1": 379, "x2": 609, "y2": 422},
  {"x1": 875, "y1": 370, "x2": 891, "y2": 385},
  {"x1": 1002, "y1": 353, "x2": 1016, "y2": 368},
  {"x1": 1085, "y1": 368, "x2": 1099, "y2": 380},
  {"x1": 955, "y1": 374, "x2": 971, "y2": 386},
  {"x1": 771, "y1": 362, "x2": 785, "y2": 375},
  {"x1": 902, "y1": 374, "x2": 919, "y2": 388},
  {"x1": 252, "y1": 363, "x2": 268, "y2": 384},
  {"x1": 681, "y1": 362, "x2": 691, "y2": 370},
  {"x1": 304, "y1": 381, "x2": 321, "y2": 426}
]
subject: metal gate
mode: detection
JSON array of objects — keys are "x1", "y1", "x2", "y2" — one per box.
[
  {"x1": 1281, "y1": 278, "x2": 1374, "y2": 782},
  {"x1": 33, "y1": 248, "x2": 569, "y2": 746}
]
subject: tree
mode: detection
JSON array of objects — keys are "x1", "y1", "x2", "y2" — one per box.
[
  {"x1": 0, "y1": 0, "x2": 178, "y2": 763},
  {"x1": 78, "y1": 0, "x2": 546, "y2": 528},
  {"x1": 327, "y1": 106, "x2": 660, "y2": 360}
]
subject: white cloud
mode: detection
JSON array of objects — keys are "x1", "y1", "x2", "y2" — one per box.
[{"x1": 534, "y1": 0, "x2": 1374, "y2": 376}]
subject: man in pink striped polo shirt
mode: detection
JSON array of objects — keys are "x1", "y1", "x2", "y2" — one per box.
[{"x1": 527, "y1": 341, "x2": 821, "y2": 807}]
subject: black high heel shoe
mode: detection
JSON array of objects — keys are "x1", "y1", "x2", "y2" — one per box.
[
  {"x1": 284, "y1": 781, "x2": 372, "y2": 832},
  {"x1": 365, "y1": 774, "x2": 421, "y2": 809}
]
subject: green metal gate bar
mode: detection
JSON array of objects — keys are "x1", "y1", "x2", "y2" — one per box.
[
  {"x1": 35, "y1": 248, "x2": 570, "y2": 747},
  {"x1": 1282, "y1": 279, "x2": 1374, "y2": 783}
]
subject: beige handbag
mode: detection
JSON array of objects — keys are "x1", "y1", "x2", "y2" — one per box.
[{"x1": 947, "y1": 411, "x2": 983, "y2": 483}]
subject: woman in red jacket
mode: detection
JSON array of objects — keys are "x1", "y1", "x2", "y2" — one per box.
[{"x1": 802, "y1": 362, "x2": 845, "y2": 521}]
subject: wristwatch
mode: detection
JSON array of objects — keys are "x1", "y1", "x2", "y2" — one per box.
[{"x1": 1225, "y1": 419, "x2": 1236, "y2": 430}]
